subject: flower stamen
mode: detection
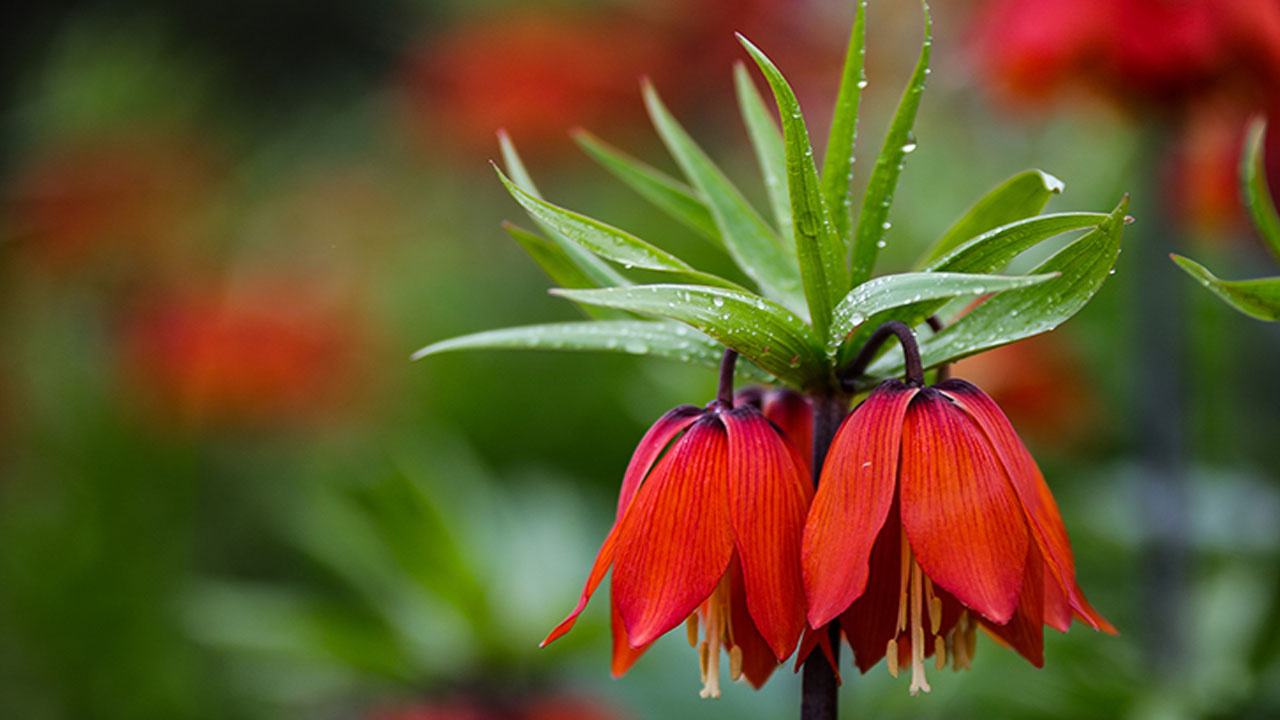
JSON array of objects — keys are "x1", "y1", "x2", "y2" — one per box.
[
  {"x1": 909, "y1": 556, "x2": 932, "y2": 695},
  {"x1": 698, "y1": 574, "x2": 731, "y2": 698}
]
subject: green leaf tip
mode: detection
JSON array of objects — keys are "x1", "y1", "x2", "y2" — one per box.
[
  {"x1": 737, "y1": 32, "x2": 850, "y2": 340},
  {"x1": 851, "y1": 0, "x2": 932, "y2": 285},
  {"x1": 1242, "y1": 117, "x2": 1280, "y2": 262},
  {"x1": 1171, "y1": 254, "x2": 1280, "y2": 322}
]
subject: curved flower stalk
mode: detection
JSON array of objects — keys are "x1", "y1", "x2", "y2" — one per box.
[
  {"x1": 1173, "y1": 118, "x2": 1280, "y2": 321},
  {"x1": 802, "y1": 323, "x2": 1114, "y2": 695},
  {"x1": 542, "y1": 352, "x2": 812, "y2": 697},
  {"x1": 415, "y1": 1, "x2": 1128, "y2": 715}
]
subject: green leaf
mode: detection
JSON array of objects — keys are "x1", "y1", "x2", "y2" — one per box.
[
  {"x1": 733, "y1": 62, "x2": 792, "y2": 244},
  {"x1": 820, "y1": 0, "x2": 867, "y2": 246},
  {"x1": 920, "y1": 169, "x2": 1065, "y2": 265},
  {"x1": 1242, "y1": 117, "x2": 1280, "y2": 262},
  {"x1": 870, "y1": 197, "x2": 1129, "y2": 376},
  {"x1": 827, "y1": 271, "x2": 1059, "y2": 354},
  {"x1": 851, "y1": 2, "x2": 932, "y2": 285},
  {"x1": 501, "y1": 222, "x2": 621, "y2": 320},
  {"x1": 551, "y1": 285, "x2": 827, "y2": 390},
  {"x1": 572, "y1": 129, "x2": 719, "y2": 242},
  {"x1": 494, "y1": 164, "x2": 742, "y2": 290},
  {"x1": 1171, "y1": 255, "x2": 1280, "y2": 322},
  {"x1": 411, "y1": 320, "x2": 773, "y2": 379},
  {"x1": 738, "y1": 34, "x2": 849, "y2": 339},
  {"x1": 641, "y1": 81, "x2": 806, "y2": 315},
  {"x1": 497, "y1": 131, "x2": 629, "y2": 288},
  {"x1": 501, "y1": 222, "x2": 597, "y2": 291},
  {"x1": 835, "y1": 212, "x2": 1108, "y2": 365}
]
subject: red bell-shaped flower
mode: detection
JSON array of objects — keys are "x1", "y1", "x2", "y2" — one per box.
[
  {"x1": 543, "y1": 389, "x2": 812, "y2": 697},
  {"x1": 802, "y1": 377, "x2": 1115, "y2": 694}
]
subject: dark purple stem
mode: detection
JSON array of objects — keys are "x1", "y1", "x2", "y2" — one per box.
[
  {"x1": 841, "y1": 320, "x2": 925, "y2": 388},
  {"x1": 716, "y1": 348, "x2": 738, "y2": 407},
  {"x1": 800, "y1": 392, "x2": 847, "y2": 720}
]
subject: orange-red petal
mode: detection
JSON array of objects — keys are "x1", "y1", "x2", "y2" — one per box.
[
  {"x1": 542, "y1": 524, "x2": 618, "y2": 646},
  {"x1": 616, "y1": 405, "x2": 703, "y2": 520},
  {"x1": 980, "y1": 542, "x2": 1046, "y2": 667},
  {"x1": 612, "y1": 416, "x2": 735, "y2": 647},
  {"x1": 724, "y1": 404, "x2": 811, "y2": 661},
  {"x1": 728, "y1": 556, "x2": 782, "y2": 688},
  {"x1": 803, "y1": 380, "x2": 918, "y2": 627},
  {"x1": 900, "y1": 388, "x2": 1029, "y2": 625},
  {"x1": 610, "y1": 593, "x2": 650, "y2": 677},
  {"x1": 838, "y1": 499, "x2": 904, "y2": 673},
  {"x1": 762, "y1": 388, "x2": 813, "y2": 473},
  {"x1": 937, "y1": 378, "x2": 1115, "y2": 634}
]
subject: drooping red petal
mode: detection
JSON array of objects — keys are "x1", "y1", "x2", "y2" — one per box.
[
  {"x1": 762, "y1": 388, "x2": 813, "y2": 473},
  {"x1": 542, "y1": 524, "x2": 618, "y2": 646},
  {"x1": 803, "y1": 380, "x2": 918, "y2": 628},
  {"x1": 937, "y1": 378, "x2": 1115, "y2": 634},
  {"x1": 728, "y1": 556, "x2": 782, "y2": 688},
  {"x1": 1043, "y1": 565, "x2": 1072, "y2": 633},
  {"x1": 616, "y1": 405, "x2": 704, "y2": 520},
  {"x1": 724, "y1": 404, "x2": 811, "y2": 661},
  {"x1": 544, "y1": 405, "x2": 704, "y2": 647},
  {"x1": 792, "y1": 625, "x2": 841, "y2": 683},
  {"x1": 839, "y1": 498, "x2": 903, "y2": 673},
  {"x1": 612, "y1": 416, "x2": 735, "y2": 647},
  {"x1": 980, "y1": 542, "x2": 1046, "y2": 667},
  {"x1": 900, "y1": 388, "x2": 1029, "y2": 624},
  {"x1": 610, "y1": 593, "x2": 650, "y2": 677}
]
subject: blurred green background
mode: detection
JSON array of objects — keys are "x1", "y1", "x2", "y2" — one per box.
[{"x1": 2, "y1": 1, "x2": 1279, "y2": 718}]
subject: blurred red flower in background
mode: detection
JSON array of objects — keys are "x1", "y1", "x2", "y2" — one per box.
[
  {"x1": 951, "y1": 333, "x2": 1103, "y2": 450},
  {"x1": 972, "y1": 0, "x2": 1280, "y2": 235},
  {"x1": 117, "y1": 279, "x2": 366, "y2": 428},
  {"x1": 4, "y1": 132, "x2": 221, "y2": 275},
  {"x1": 395, "y1": 0, "x2": 841, "y2": 161},
  {"x1": 974, "y1": 0, "x2": 1280, "y2": 113}
]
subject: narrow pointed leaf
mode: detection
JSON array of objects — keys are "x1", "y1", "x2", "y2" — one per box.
[
  {"x1": 501, "y1": 222, "x2": 620, "y2": 320},
  {"x1": 827, "y1": 271, "x2": 1059, "y2": 354},
  {"x1": 1171, "y1": 255, "x2": 1280, "y2": 322},
  {"x1": 1242, "y1": 118, "x2": 1280, "y2": 261},
  {"x1": 820, "y1": 0, "x2": 867, "y2": 245},
  {"x1": 642, "y1": 81, "x2": 806, "y2": 314},
  {"x1": 851, "y1": 2, "x2": 932, "y2": 285},
  {"x1": 870, "y1": 198, "x2": 1129, "y2": 375},
  {"x1": 495, "y1": 165, "x2": 741, "y2": 290},
  {"x1": 412, "y1": 320, "x2": 773, "y2": 380},
  {"x1": 552, "y1": 285, "x2": 827, "y2": 390},
  {"x1": 836, "y1": 212, "x2": 1108, "y2": 365},
  {"x1": 498, "y1": 131, "x2": 630, "y2": 288},
  {"x1": 919, "y1": 170, "x2": 1065, "y2": 265},
  {"x1": 502, "y1": 222, "x2": 598, "y2": 291},
  {"x1": 572, "y1": 129, "x2": 719, "y2": 242},
  {"x1": 739, "y1": 34, "x2": 848, "y2": 339},
  {"x1": 733, "y1": 63, "x2": 792, "y2": 243}
]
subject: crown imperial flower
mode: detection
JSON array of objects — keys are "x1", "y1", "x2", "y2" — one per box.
[
  {"x1": 543, "y1": 352, "x2": 812, "y2": 697},
  {"x1": 801, "y1": 324, "x2": 1115, "y2": 695}
]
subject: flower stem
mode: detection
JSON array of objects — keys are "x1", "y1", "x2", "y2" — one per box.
[
  {"x1": 716, "y1": 348, "x2": 739, "y2": 407},
  {"x1": 801, "y1": 392, "x2": 847, "y2": 720},
  {"x1": 841, "y1": 320, "x2": 925, "y2": 388}
]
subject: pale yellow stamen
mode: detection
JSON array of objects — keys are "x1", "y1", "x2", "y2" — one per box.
[
  {"x1": 925, "y1": 575, "x2": 942, "y2": 635},
  {"x1": 886, "y1": 639, "x2": 899, "y2": 677},
  {"x1": 947, "y1": 611, "x2": 977, "y2": 671},
  {"x1": 697, "y1": 574, "x2": 731, "y2": 699},
  {"x1": 934, "y1": 636, "x2": 947, "y2": 671},
  {"x1": 729, "y1": 645, "x2": 744, "y2": 682},
  {"x1": 908, "y1": 558, "x2": 932, "y2": 695},
  {"x1": 686, "y1": 614, "x2": 699, "y2": 647}
]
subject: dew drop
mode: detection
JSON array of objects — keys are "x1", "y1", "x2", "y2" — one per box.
[
  {"x1": 712, "y1": 296, "x2": 726, "y2": 308},
  {"x1": 856, "y1": 79, "x2": 869, "y2": 89}
]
